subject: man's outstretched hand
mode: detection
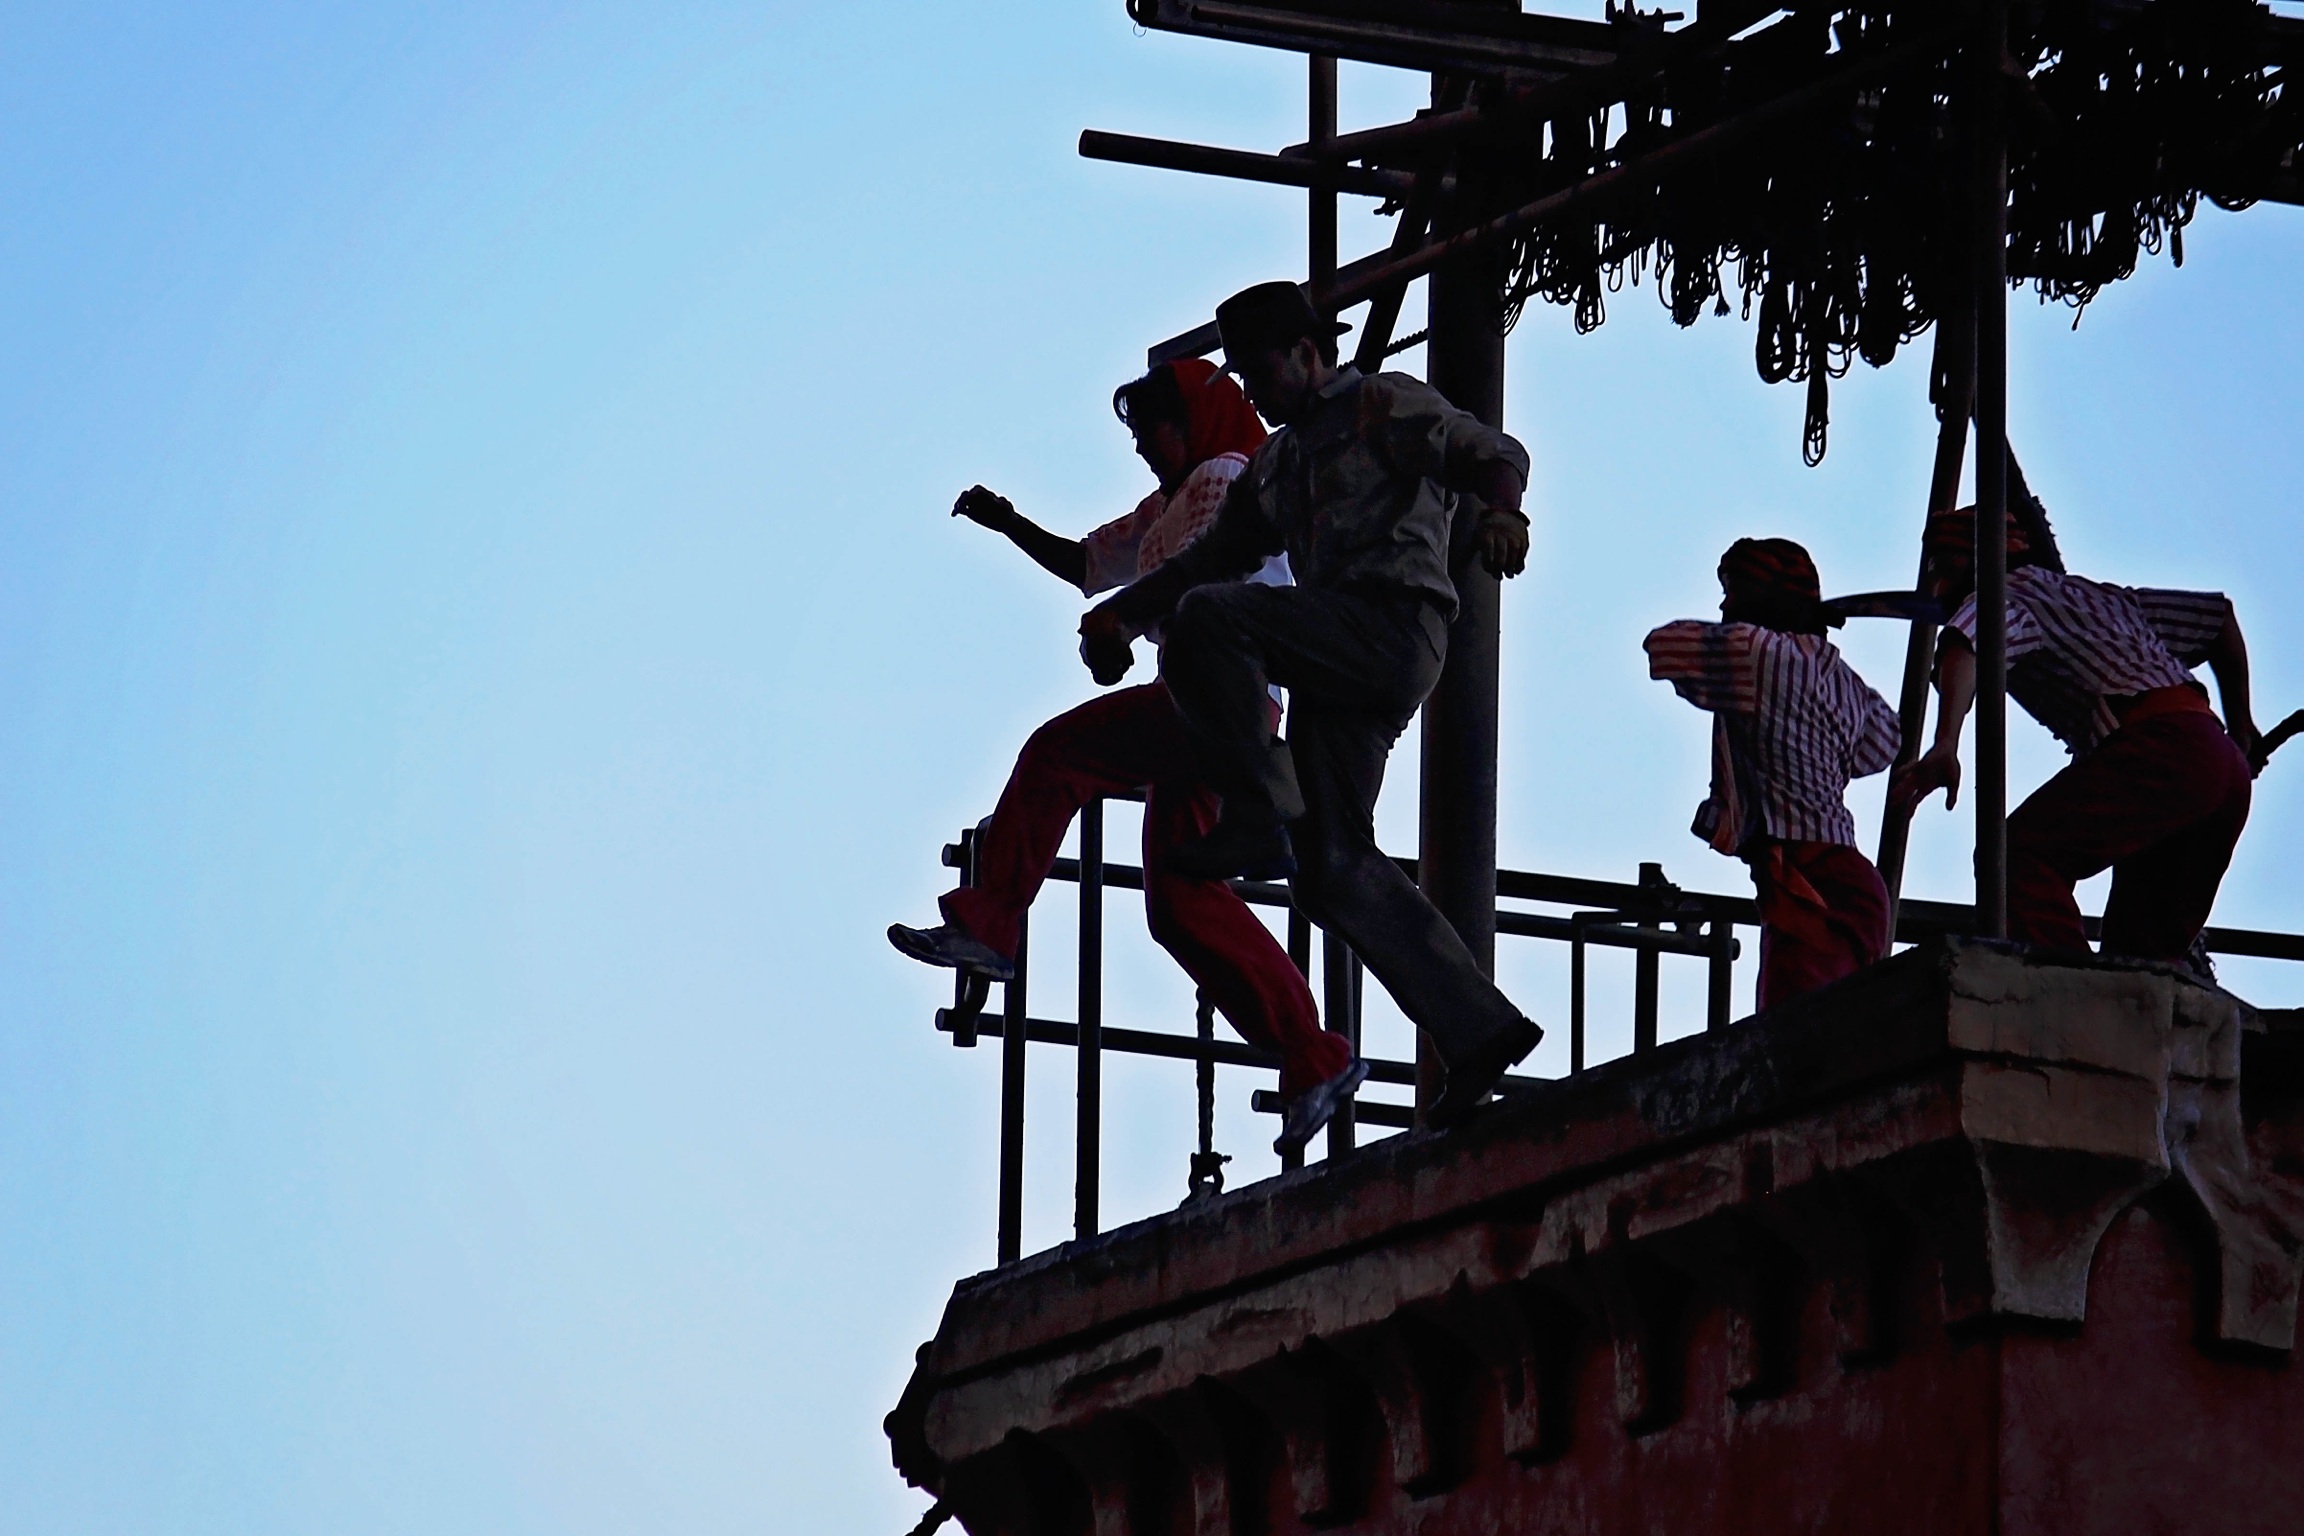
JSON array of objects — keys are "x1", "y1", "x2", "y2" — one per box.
[
  {"x1": 951, "y1": 484, "x2": 1016, "y2": 532},
  {"x1": 1079, "y1": 608, "x2": 1135, "y2": 686},
  {"x1": 1479, "y1": 510, "x2": 1530, "y2": 578},
  {"x1": 1888, "y1": 744, "x2": 1962, "y2": 816}
]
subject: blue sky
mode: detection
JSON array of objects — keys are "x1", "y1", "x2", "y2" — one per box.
[{"x1": 2, "y1": 4, "x2": 2298, "y2": 1531}]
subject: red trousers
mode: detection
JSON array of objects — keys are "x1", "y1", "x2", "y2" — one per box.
[
  {"x1": 2006, "y1": 703, "x2": 2252, "y2": 960},
  {"x1": 940, "y1": 684, "x2": 1351, "y2": 1095},
  {"x1": 1748, "y1": 840, "x2": 1890, "y2": 1010}
]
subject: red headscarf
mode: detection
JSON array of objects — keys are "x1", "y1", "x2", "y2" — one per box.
[
  {"x1": 1166, "y1": 357, "x2": 1266, "y2": 465},
  {"x1": 1719, "y1": 537, "x2": 1829, "y2": 634},
  {"x1": 1922, "y1": 503, "x2": 2037, "y2": 602}
]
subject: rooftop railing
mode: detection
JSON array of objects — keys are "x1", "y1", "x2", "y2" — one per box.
[{"x1": 927, "y1": 797, "x2": 2304, "y2": 1265}]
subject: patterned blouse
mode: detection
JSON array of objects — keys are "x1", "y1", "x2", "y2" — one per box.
[{"x1": 1081, "y1": 453, "x2": 1289, "y2": 640}]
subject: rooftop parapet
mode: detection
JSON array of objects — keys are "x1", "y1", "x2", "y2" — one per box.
[{"x1": 889, "y1": 937, "x2": 2304, "y2": 1535}]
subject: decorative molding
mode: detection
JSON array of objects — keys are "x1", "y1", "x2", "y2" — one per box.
[{"x1": 890, "y1": 943, "x2": 2304, "y2": 1534}]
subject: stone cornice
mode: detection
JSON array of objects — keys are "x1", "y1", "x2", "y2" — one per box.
[{"x1": 889, "y1": 939, "x2": 2304, "y2": 1532}]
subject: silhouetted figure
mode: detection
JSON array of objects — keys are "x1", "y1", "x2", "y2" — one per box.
[
  {"x1": 1891, "y1": 496, "x2": 2259, "y2": 964},
  {"x1": 888, "y1": 358, "x2": 1359, "y2": 1154},
  {"x1": 1647, "y1": 539, "x2": 1900, "y2": 1008},
  {"x1": 1077, "y1": 281, "x2": 1541, "y2": 1129}
]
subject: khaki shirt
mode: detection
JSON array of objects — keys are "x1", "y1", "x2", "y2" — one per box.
[{"x1": 1104, "y1": 367, "x2": 1529, "y2": 628}]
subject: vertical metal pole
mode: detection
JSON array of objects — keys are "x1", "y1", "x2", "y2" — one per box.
[
  {"x1": 1311, "y1": 51, "x2": 1353, "y2": 1165},
  {"x1": 1877, "y1": 299, "x2": 1978, "y2": 937},
  {"x1": 1633, "y1": 863, "x2": 1662, "y2": 1052},
  {"x1": 1074, "y1": 801, "x2": 1103, "y2": 1241},
  {"x1": 1974, "y1": 0, "x2": 2011, "y2": 938},
  {"x1": 1632, "y1": 939, "x2": 1660, "y2": 1052},
  {"x1": 996, "y1": 913, "x2": 1029, "y2": 1265},
  {"x1": 950, "y1": 825, "x2": 982, "y2": 1047},
  {"x1": 1323, "y1": 929, "x2": 1359, "y2": 1154},
  {"x1": 1706, "y1": 916, "x2": 1734, "y2": 1031},
  {"x1": 1570, "y1": 924, "x2": 1588, "y2": 1074},
  {"x1": 1309, "y1": 54, "x2": 1338, "y2": 293},
  {"x1": 1287, "y1": 903, "x2": 1312, "y2": 978},
  {"x1": 1419, "y1": 69, "x2": 1506, "y2": 1119}
]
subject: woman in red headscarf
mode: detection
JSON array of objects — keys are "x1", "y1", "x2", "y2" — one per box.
[{"x1": 891, "y1": 359, "x2": 1360, "y2": 1154}]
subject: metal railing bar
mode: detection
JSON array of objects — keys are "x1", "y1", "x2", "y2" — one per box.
[
  {"x1": 937, "y1": 1011, "x2": 1545, "y2": 1095},
  {"x1": 1570, "y1": 924, "x2": 1587, "y2": 1073},
  {"x1": 959, "y1": 798, "x2": 2304, "y2": 1266},
  {"x1": 1036, "y1": 852, "x2": 2304, "y2": 963},
  {"x1": 1706, "y1": 918, "x2": 1736, "y2": 1031},
  {"x1": 2197, "y1": 928, "x2": 2304, "y2": 962},
  {"x1": 1501, "y1": 910, "x2": 1735, "y2": 957},
  {"x1": 1323, "y1": 927, "x2": 1362, "y2": 1155},
  {"x1": 1075, "y1": 801, "x2": 1103, "y2": 1241},
  {"x1": 996, "y1": 915, "x2": 1029, "y2": 1266},
  {"x1": 1251, "y1": 1089, "x2": 1414, "y2": 1130}
]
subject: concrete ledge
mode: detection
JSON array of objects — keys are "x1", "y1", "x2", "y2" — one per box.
[{"x1": 888, "y1": 939, "x2": 2304, "y2": 1536}]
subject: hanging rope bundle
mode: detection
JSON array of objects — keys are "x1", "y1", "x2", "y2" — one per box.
[{"x1": 1459, "y1": 0, "x2": 2296, "y2": 463}]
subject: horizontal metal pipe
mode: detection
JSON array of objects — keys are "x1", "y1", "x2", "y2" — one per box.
[
  {"x1": 1272, "y1": 3, "x2": 1796, "y2": 167},
  {"x1": 1500, "y1": 911, "x2": 1741, "y2": 959},
  {"x1": 1032, "y1": 852, "x2": 2304, "y2": 962},
  {"x1": 1251, "y1": 1089, "x2": 1414, "y2": 1129},
  {"x1": 1147, "y1": 238, "x2": 1413, "y2": 364},
  {"x1": 1321, "y1": 34, "x2": 1950, "y2": 314},
  {"x1": 1280, "y1": 105, "x2": 1484, "y2": 163},
  {"x1": 942, "y1": 1013, "x2": 1545, "y2": 1094},
  {"x1": 1080, "y1": 129, "x2": 1418, "y2": 199},
  {"x1": 1146, "y1": 35, "x2": 1942, "y2": 367},
  {"x1": 2165, "y1": 926, "x2": 2304, "y2": 963}
]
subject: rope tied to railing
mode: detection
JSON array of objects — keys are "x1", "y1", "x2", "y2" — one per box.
[{"x1": 1185, "y1": 990, "x2": 1230, "y2": 1203}]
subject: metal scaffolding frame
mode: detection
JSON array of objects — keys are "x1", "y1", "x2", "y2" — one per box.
[
  {"x1": 946, "y1": 1, "x2": 2304, "y2": 1264},
  {"x1": 940, "y1": 807, "x2": 2304, "y2": 1264}
]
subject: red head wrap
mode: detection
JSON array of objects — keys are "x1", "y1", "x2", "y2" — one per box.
[
  {"x1": 1164, "y1": 357, "x2": 1266, "y2": 465},
  {"x1": 1922, "y1": 503, "x2": 2036, "y2": 602},
  {"x1": 1719, "y1": 537, "x2": 1827, "y2": 634}
]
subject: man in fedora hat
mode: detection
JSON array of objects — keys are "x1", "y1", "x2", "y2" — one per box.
[{"x1": 1075, "y1": 280, "x2": 1541, "y2": 1130}]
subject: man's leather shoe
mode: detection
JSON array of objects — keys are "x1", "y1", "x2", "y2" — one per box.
[
  {"x1": 1272, "y1": 1058, "x2": 1370, "y2": 1156},
  {"x1": 1167, "y1": 819, "x2": 1296, "y2": 882},
  {"x1": 886, "y1": 922, "x2": 1016, "y2": 982},
  {"x1": 1428, "y1": 1017, "x2": 1542, "y2": 1130}
]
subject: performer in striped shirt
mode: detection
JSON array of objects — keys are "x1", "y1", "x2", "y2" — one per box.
[
  {"x1": 1646, "y1": 539, "x2": 1903, "y2": 1008},
  {"x1": 1889, "y1": 499, "x2": 2260, "y2": 964}
]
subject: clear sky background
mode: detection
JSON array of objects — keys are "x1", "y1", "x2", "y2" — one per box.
[{"x1": 2, "y1": 4, "x2": 2298, "y2": 1531}]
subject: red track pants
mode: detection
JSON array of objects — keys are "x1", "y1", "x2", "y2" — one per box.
[
  {"x1": 940, "y1": 683, "x2": 1351, "y2": 1096},
  {"x1": 2006, "y1": 702, "x2": 2252, "y2": 960},
  {"x1": 1748, "y1": 840, "x2": 1890, "y2": 1010}
]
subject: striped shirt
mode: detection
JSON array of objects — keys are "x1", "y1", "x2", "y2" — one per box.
[
  {"x1": 1646, "y1": 621, "x2": 1902, "y2": 851},
  {"x1": 1944, "y1": 568, "x2": 2229, "y2": 755}
]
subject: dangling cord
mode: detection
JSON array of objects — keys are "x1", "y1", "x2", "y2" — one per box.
[{"x1": 1185, "y1": 990, "x2": 1230, "y2": 1200}]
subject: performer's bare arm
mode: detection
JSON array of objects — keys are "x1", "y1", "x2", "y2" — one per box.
[
  {"x1": 952, "y1": 485, "x2": 1088, "y2": 588},
  {"x1": 1889, "y1": 633, "x2": 1975, "y2": 814},
  {"x1": 2204, "y1": 601, "x2": 2261, "y2": 764}
]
